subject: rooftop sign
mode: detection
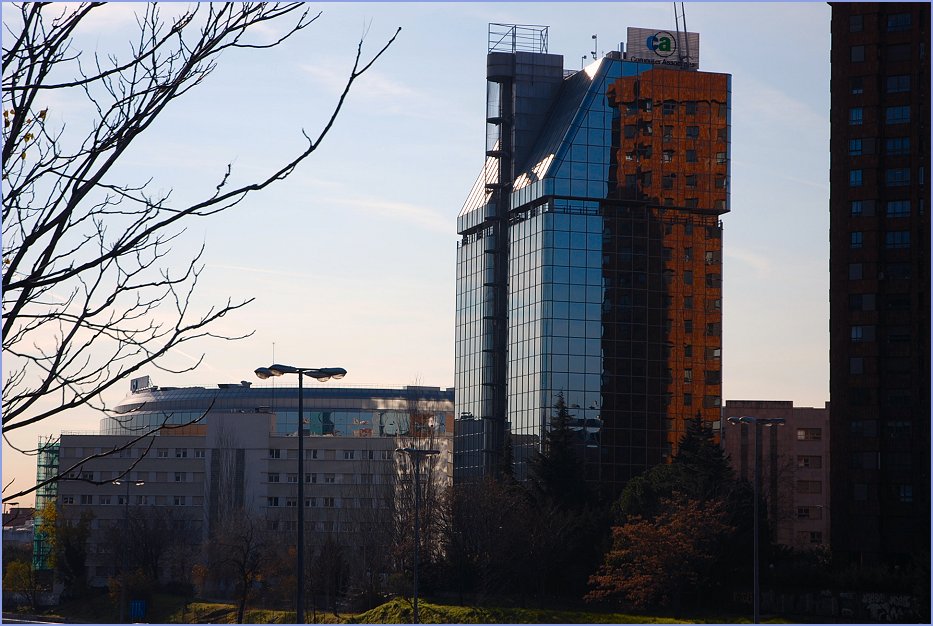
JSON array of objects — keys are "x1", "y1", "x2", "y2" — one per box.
[{"x1": 626, "y1": 27, "x2": 700, "y2": 69}]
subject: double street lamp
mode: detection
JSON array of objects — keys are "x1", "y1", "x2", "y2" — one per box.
[
  {"x1": 396, "y1": 447, "x2": 439, "y2": 625},
  {"x1": 254, "y1": 364, "x2": 346, "y2": 624},
  {"x1": 726, "y1": 415, "x2": 785, "y2": 624},
  {"x1": 112, "y1": 479, "x2": 144, "y2": 623}
]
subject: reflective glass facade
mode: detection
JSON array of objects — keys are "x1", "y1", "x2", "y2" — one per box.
[
  {"x1": 103, "y1": 384, "x2": 454, "y2": 439},
  {"x1": 455, "y1": 43, "x2": 730, "y2": 491}
]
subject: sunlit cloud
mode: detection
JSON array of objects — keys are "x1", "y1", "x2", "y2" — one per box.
[{"x1": 726, "y1": 247, "x2": 773, "y2": 278}]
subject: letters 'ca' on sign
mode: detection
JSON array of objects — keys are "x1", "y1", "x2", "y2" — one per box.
[{"x1": 626, "y1": 27, "x2": 700, "y2": 69}]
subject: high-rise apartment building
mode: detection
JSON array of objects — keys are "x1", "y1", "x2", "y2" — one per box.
[
  {"x1": 828, "y1": 3, "x2": 930, "y2": 565},
  {"x1": 455, "y1": 25, "x2": 730, "y2": 491}
]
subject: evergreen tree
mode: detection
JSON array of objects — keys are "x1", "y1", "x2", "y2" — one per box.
[{"x1": 529, "y1": 392, "x2": 589, "y2": 510}]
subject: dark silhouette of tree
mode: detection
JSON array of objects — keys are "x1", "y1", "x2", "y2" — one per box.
[
  {"x1": 207, "y1": 512, "x2": 270, "y2": 624},
  {"x1": 587, "y1": 497, "x2": 733, "y2": 610},
  {"x1": 529, "y1": 392, "x2": 591, "y2": 511},
  {"x1": 602, "y1": 415, "x2": 755, "y2": 609},
  {"x1": 1, "y1": 2, "x2": 399, "y2": 503}
]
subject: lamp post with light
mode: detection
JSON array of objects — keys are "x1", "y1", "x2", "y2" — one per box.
[
  {"x1": 726, "y1": 415, "x2": 785, "y2": 624},
  {"x1": 113, "y1": 479, "x2": 144, "y2": 623},
  {"x1": 395, "y1": 447, "x2": 439, "y2": 624},
  {"x1": 254, "y1": 364, "x2": 346, "y2": 624}
]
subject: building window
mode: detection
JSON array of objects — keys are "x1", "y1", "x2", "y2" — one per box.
[
  {"x1": 851, "y1": 325, "x2": 874, "y2": 342},
  {"x1": 848, "y1": 138, "x2": 862, "y2": 155},
  {"x1": 886, "y1": 43, "x2": 911, "y2": 61},
  {"x1": 62, "y1": 495, "x2": 75, "y2": 505},
  {"x1": 854, "y1": 483, "x2": 868, "y2": 501},
  {"x1": 848, "y1": 107, "x2": 863, "y2": 125},
  {"x1": 662, "y1": 174, "x2": 675, "y2": 189},
  {"x1": 716, "y1": 152, "x2": 727, "y2": 164},
  {"x1": 886, "y1": 13, "x2": 911, "y2": 32},
  {"x1": 808, "y1": 531, "x2": 823, "y2": 544},
  {"x1": 715, "y1": 176, "x2": 725, "y2": 189},
  {"x1": 194, "y1": 449, "x2": 205, "y2": 459},
  {"x1": 683, "y1": 393, "x2": 693, "y2": 406},
  {"x1": 686, "y1": 126, "x2": 699, "y2": 139},
  {"x1": 797, "y1": 428, "x2": 822, "y2": 441},
  {"x1": 849, "y1": 169, "x2": 863, "y2": 187},
  {"x1": 850, "y1": 45, "x2": 865, "y2": 62},
  {"x1": 848, "y1": 263, "x2": 863, "y2": 280},
  {"x1": 850, "y1": 200, "x2": 863, "y2": 215},
  {"x1": 705, "y1": 370, "x2": 721, "y2": 385},
  {"x1": 703, "y1": 395, "x2": 721, "y2": 408},
  {"x1": 343, "y1": 450, "x2": 355, "y2": 460},
  {"x1": 175, "y1": 472, "x2": 185, "y2": 482},
  {"x1": 685, "y1": 100, "x2": 697, "y2": 115},
  {"x1": 662, "y1": 125, "x2": 673, "y2": 142},
  {"x1": 684, "y1": 369, "x2": 693, "y2": 384},
  {"x1": 705, "y1": 273, "x2": 722, "y2": 288},
  {"x1": 79, "y1": 495, "x2": 92, "y2": 505},
  {"x1": 685, "y1": 149, "x2": 697, "y2": 163},
  {"x1": 885, "y1": 106, "x2": 910, "y2": 125},
  {"x1": 286, "y1": 473, "x2": 298, "y2": 483},
  {"x1": 662, "y1": 150, "x2": 674, "y2": 163},
  {"x1": 286, "y1": 497, "x2": 297, "y2": 508},
  {"x1": 796, "y1": 480, "x2": 822, "y2": 494},
  {"x1": 684, "y1": 344, "x2": 693, "y2": 358},
  {"x1": 886, "y1": 200, "x2": 910, "y2": 216},
  {"x1": 797, "y1": 455, "x2": 822, "y2": 469},
  {"x1": 307, "y1": 449, "x2": 318, "y2": 460},
  {"x1": 885, "y1": 168, "x2": 909, "y2": 187},
  {"x1": 99, "y1": 495, "x2": 112, "y2": 505},
  {"x1": 157, "y1": 448, "x2": 169, "y2": 458},
  {"x1": 884, "y1": 231, "x2": 910, "y2": 248},
  {"x1": 324, "y1": 473, "x2": 335, "y2": 484},
  {"x1": 175, "y1": 448, "x2": 187, "y2": 458},
  {"x1": 267, "y1": 497, "x2": 279, "y2": 507},
  {"x1": 797, "y1": 506, "x2": 823, "y2": 520},
  {"x1": 684, "y1": 319, "x2": 693, "y2": 334},
  {"x1": 849, "y1": 14, "x2": 863, "y2": 32},
  {"x1": 684, "y1": 295, "x2": 693, "y2": 310},
  {"x1": 306, "y1": 497, "x2": 316, "y2": 508},
  {"x1": 885, "y1": 74, "x2": 910, "y2": 93},
  {"x1": 269, "y1": 448, "x2": 281, "y2": 459},
  {"x1": 323, "y1": 497, "x2": 335, "y2": 508},
  {"x1": 267, "y1": 472, "x2": 279, "y2": 483},
  {"x1": 662, "y1": 100, "x2": 676, "y2": 115},
  {"x1": 884, "y1": 137, "x2": 910, "y2": 155},
  {"x1": 898, "y1": 485, "x2": 913, "y2": 503},
  {"x1": 683, "y1": 270, "x2": 693, "y2": 285},
  {"x1": 307, "y1": 473, "x2": 316, "y2": 483},
  {"x1": 850, "y1": 232, "x2": 863, "y2": 249},
  {"x1": 173, "y1": 496, "x2": 186, "y2": 506},
  {"x1": 850, "y1": 76, "x2": 864, "y2": 94}
]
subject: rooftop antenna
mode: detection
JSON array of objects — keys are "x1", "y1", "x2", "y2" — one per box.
[
  {"x1": 581, "y1": 54, "x2": 587, "y2": 69},
  {"x1": 673, "y1": 2, "x2": 691, "y2": 67},
  {"x1": 591, "y1": 34, "x2": 598, "y2": 59}
]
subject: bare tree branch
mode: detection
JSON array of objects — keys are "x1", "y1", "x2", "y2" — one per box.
[{"x1": 2, "y1": 2, "x2": 399, "y2": 496}]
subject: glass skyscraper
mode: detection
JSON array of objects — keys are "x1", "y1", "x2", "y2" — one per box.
[{"x1": 454, "y1": 25, "x2": 730, "y2": 492}]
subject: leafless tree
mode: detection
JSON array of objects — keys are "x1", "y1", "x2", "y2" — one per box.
[
  {"x1": 391, "y1": 386, "x2": 449, "y2": 588},
  {"x1": 1, "y1": 3, "x2": 399, "y2": 502},
  {"x1": 205, "y1": 511, "x2": 270, "y2": 624}
]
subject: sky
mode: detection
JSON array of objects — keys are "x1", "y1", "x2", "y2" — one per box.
[{"x1": 2, "y1": 2, "x2": 832, "y2": 505}]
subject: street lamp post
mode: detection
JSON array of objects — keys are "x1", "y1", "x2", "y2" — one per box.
[
  {"x1": 726, "y1": 415, "x2": 785, "y2": 624},
  {"x1": 396, "y1": 447, "x2": 439, "y2": 625},
  {"x1": 255, "y1": 364, "x2": 346, "y2": 624},
  {"x1": 113, "y1": 479, "x2": 144, "y2": 623}
]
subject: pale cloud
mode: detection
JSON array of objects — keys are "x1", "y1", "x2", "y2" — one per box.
[
  {"x1": 726, "y1": 247, "x2": 773, "y2": 279},
  {"x1": 327, "y1": 195, "x2": 450, "y2": 234}
]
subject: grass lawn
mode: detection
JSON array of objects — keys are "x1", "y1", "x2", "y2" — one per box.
[{"x1": 34, "y1": 593, "x2": 785, "y2": 623}]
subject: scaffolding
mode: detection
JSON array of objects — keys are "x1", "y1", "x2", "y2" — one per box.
[
  {"x1": 32, "y1": 436, "x2": 59, "y2": 570},
  {"x1": 488, "y1": 23, "x2": 548, "y2": 54}
]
